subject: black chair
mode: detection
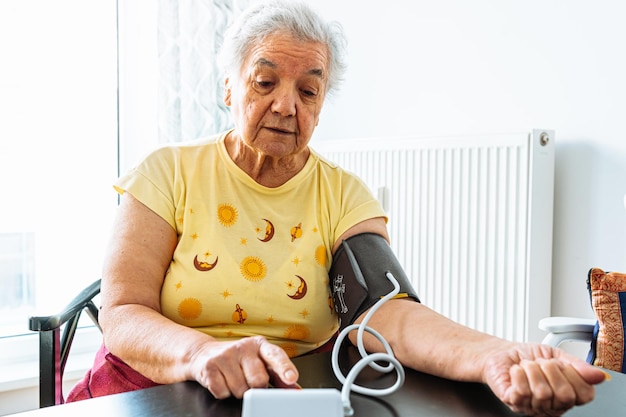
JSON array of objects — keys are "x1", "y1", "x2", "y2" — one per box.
[{"x1": 28, "y1": 279, "x2": 102, "y2": 407}]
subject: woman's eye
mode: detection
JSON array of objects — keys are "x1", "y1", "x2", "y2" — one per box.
[
  {"x1": 302, "y1": 89, "x2": 317, "y2": 97},
  {"x1": 255, "y1": 80, "x2": 273, "y2": 88}
]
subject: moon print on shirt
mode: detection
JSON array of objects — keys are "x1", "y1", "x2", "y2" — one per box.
[
  {"x1": 258, "y1": 218, "x2": 275, "y2": 242},
  {"x1": 287, "y1": 275, "x2": 308, "y2": 300},
  {"x1": 193, "y1": 253, "x2": 218, "y2": 271}
]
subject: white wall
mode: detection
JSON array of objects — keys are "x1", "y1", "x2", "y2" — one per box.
[
  {"x1": 305, "y1": 0, "x2": 626, "y2": 322},
  {"x1": 0, "y1": 379, "x2": 80, "y2": 415}
]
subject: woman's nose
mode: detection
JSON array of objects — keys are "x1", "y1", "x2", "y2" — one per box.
[{"x1": 271, "y1": 86, "x2": 297, "y2": 117}]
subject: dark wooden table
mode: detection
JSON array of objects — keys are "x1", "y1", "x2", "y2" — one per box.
[{"x1": 13, "y1": 348, "x2": 626, "y2": 416}]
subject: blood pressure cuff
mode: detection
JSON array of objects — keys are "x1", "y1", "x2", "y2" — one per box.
[{"x1": 329, "y1": 232, "x2": 420, "y2": 330}]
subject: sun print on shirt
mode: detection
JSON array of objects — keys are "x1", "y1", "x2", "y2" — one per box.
[
  {"x1": 178, "y1": 297, "x2": 202, "y2": 321},
  {"x1": 279, "y1": 342, "x2": 298, "y2": 358},
  {"x1": 314, "y1": 245, "x2": 327, "y2": 268},
  {"x1": 217, "y1": 203, "x2": 238, "y2": 227},
  {"x1": 240, "y1": 256, "x2": 267, "y2": 281},
  {"x1": 284, "y1": 324, "x2": 310, "y2": 341}
]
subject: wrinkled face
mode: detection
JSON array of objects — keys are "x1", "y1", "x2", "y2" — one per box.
[{"x1": 224, "y1": 32, "x2": 329, "y2": 159}]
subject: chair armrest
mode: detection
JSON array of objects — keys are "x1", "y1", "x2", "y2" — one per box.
[
  {"x1": 28, "y1": 279, "x2": 101, "y2": 407},
  {"x1": 538, "y1": 316, "x2": 596, "y2": 334},
  {"x1": 29, "y1": 279, "x2": 101, "y2": 332},
  {"x1": 539, "y1": 316, "x2": 596, "y2": 347}
]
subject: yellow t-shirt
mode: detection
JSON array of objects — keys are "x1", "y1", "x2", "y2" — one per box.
[{"x1": 114, "y1": 130, "x2": 386, "y2": 357}]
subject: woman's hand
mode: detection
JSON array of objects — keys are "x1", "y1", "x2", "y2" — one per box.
[
  {"x1": 483, "y1": 342, "x2": 608, "y2": 416},
  {"x1": 189, "y1": 335, "x2": 299, "y2": 399}
]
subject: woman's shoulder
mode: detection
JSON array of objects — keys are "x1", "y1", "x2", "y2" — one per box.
[
  {"x1": 308, "y1": 146, "x2": 341, "y2": 170},
  {"x1": 309, "y1": 146, "x2": 361, "y2": 181}
]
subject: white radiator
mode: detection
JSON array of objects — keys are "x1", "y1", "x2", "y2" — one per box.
[{"x1": 314, "y1": 129, "x2": 555, "y2": 343}]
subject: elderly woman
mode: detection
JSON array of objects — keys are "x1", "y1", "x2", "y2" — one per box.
[{"x1": 68, "y1": 1, "x2": 606, "y2": 416}]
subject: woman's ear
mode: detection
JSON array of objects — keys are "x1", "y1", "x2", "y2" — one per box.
[{"x1": 223, "y1": 78, "x2": 232, "y2": 106}]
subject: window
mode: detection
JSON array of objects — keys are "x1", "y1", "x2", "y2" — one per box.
[
  {"x1": 0, "y1": 1, "x2": 243, "y2": 394},
  {"x1": 0, "y1": 1, "x2": 118, "y2": 339}
]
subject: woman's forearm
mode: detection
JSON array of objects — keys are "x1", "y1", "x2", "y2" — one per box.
[
  {"x1": 351, "y1": 299, "x2": 508, "y2": 383},
  {"x1": 100, "y1": 303, "x2": 214, "y2": 385}
]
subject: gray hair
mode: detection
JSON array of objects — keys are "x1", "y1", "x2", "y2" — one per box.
[{"x1": 218, "y1": 0, "x2": 347, "y2": 96}]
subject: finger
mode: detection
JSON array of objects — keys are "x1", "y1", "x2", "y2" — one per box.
[
  {"x1": 505, "y1": 363, "x2": 533, "y2": 415},
  {"x1": 561, "y1": 364, "x2": 596, "y2": 406},
  {"x1": 201, "y1": 368, "x2": 232, "y2": 400},
  {"x1": 552, "y1": 349, "x2": 608, "y2": 385},
  {"x1": 538, "y1": 359, "x2": 577, "y2": 412},
  {"x1": 258, "y1": 339, "x2": 299, "y2": 387},
  {"x1": 567, "y1": 359, "x2": 610, "y2": 385},
  {"x1": 240, "y1": 354, "x2": 271, "y2": 389},
  {"x1": 520, "y1": 360, "x2": 554, "y2": 414},
  {"x1": 207, "y1": 345, "x2": 252, "y2": 399},
  {"x1": 216, "y1": 359, "x2": 250, "y2": 399}
]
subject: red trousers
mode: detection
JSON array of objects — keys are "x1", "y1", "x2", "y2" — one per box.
[{"x1": 66, "y1": 344, "x2": 159, "y2": 402}]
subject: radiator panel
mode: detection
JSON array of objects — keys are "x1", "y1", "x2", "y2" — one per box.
[{"x1": 314, "y1": 130, "x2": 554, "y2": 342}]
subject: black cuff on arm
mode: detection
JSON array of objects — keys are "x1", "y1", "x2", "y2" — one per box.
[{"x1": 329, "y1": 232, "x2": 420, "y2": 330}]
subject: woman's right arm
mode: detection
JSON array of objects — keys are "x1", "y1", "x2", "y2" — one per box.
[{"x1": 99, "y1": 193, "x2": 298, "y2": 398}]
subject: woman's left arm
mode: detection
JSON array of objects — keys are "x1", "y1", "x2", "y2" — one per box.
[{"x1": 334, "y1": 218, "x2": 607, "y2": 416}]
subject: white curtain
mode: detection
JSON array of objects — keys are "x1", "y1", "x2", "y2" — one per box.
[{"x1": 157, "y1": 0, "x2": 250, "y2": 143}]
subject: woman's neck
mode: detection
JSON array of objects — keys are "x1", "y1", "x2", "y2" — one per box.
[{"x1": 224, "y1": 131, "x2": 310, "y2": 188}]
